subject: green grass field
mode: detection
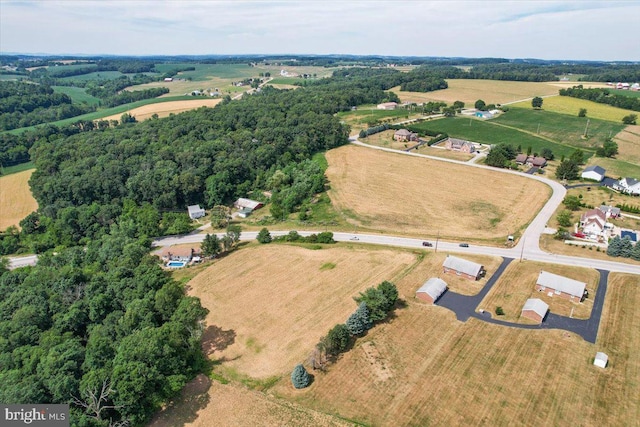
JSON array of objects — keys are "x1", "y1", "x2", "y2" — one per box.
[
  {"x1": 495, "y1": 107, "x2": 625, "y2": 151},
  {"x1": 47, "y1": 63, "x2": 98, "y2": 76},
  {"x1": 0, "y1": 74, "x2": 26, "y2": 81},
  {"x1": 585, "y1": 156, "x2": 640, "y2": 180},
  {"x1": 52, "y1": 86, "x2": 101, "y2": 106},
  {"x1": 412, "y1": 116, "x2": 580, "y2": 158},
  {"x1": 510, "y1": 96, "x2": 635, "y2": 123},
  {"x1": 0, "y1": 161, "x2": 35, "y2": 176},
  {"x1": 610, "y1": 89, "x2": 640, "y2": 98},
  {"x1": 153, "y1": 63, "x2": 256, "y2": 80}
]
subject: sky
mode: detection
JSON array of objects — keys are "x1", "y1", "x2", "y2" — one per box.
[{"x1": 1, "y1": 0, "x2": 639, "y2": 61}]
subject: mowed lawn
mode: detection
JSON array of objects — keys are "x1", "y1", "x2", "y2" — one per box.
[
  {"x1": 494, "y1": 107, "x2": 625, "y2": 151},
  {"x1": 276, "y1": 272, "x2": 640, "y2": 426},
  {"x1": 510, "y1": 95, "x2": 639, "y2": 123},
  {"x1": 479, "y1": 261, "x2": 600, "y2": 322},
  {"x1": 326, "y1": 145, "x2": 550, "y2": 243},
  {"x1": 0, "y1": 169, "x2": 37, "y2": 230},
  {"x1": 189, "y1": 244, "x2": 420, "y2": 378}
]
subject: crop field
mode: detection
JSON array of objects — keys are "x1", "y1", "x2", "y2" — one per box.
[
  {"x1": 273, "y1": 270, "x2": 639, "y2": 426},
  {"x1": 0, "y1": 168, "x2": 37, "y2": 230},
  {"x1": 393, "y1": 79, "x2": 561, "y2": 105},
  {"x1": 613, "y1": 124, "x2": 640, "y2": 166},
  {"x1": 51, "y1": 86, "x2": 101, "y2": 106},
  {"x1": 479, "y1": 261, "x2": 600, "y2": 322},
  {"x1": 412, "y1": 116, "x2": 578, "y2": 158},
  {"x1": 495, "y1": 107, "x2": 625, "y2": 151},
  {"x1": 99, "y1": 98, "x2": 222, "y2": 122},
  {"x1": 326, "y1": 145, "x2": 550, "y2": 243},
  {"x1": 189, "y1": 244, "x2": 420, "y2": 378},
  {"x1": 510, "y1": 95, "x2": 636, "y2": 123}
]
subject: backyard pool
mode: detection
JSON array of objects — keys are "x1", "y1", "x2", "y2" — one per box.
[{"x1": 166, "y1": 261, "x2": 187, "y2": 268}]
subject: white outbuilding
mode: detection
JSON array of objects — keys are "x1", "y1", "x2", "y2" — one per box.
[
  {"x1": 581, "y1": 165, "x2": 606, "y2": 182},
  {"x1": 594, "y1": 352, "x2": 608, "y2": 368}
]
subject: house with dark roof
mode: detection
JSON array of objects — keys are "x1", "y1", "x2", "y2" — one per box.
[
  {"x1": 394, "y1": 129, "x2": 418, "y2": 142},
  {"x1": 614, "y1": 177, "x2": 640, "y2": 195},
  {"x1": 516, "y1": 154, "x2": 547, "y2": 168},
  {"x1": 535, "y1": 271, "x2": 587, "y2": 302},
  {"x1": 582, "y1": 165, "x2": 606, "y2": 182},
  {"x1": 416, "y1": 278, "x2": 447, "y2": 304},
  {"x1": 515, "y1": 153, "x2": 528, "y2": 164},
  {"x1": 598, "y1": 205, "x2": 621, "y2": 219},
  {"x1": 442, "y1": 255, "x2": 485, "y2": 281}
]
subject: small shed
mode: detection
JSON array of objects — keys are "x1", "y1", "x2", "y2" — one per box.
[
  {"x1": 594, "y1": 352, "x2": 608, "y2": 368},
  {"x1": 521, "y1": 298, "x2": 549, "y2": 323},
  {"x1": 416, "y1": 278, "x2": 447, "y2": 304},
  {"x1": 187, "y1": 204, "x2": 206, "y2": 219}
]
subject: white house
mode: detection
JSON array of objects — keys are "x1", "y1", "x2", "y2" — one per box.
[
  {"x1": 581, "y1": 165, "x2": 606, "y2": 182},
  {"x1": 187, "y1": 205, "x2": 206, "y2": 220},
  {"x1": 580, "y1": 208, "x2": 607, "y2": 240},
  {"x1": 613, "y1": 177, "x2": 640, "y2": 195}
]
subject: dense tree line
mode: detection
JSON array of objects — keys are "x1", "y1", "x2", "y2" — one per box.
[
  {"x1": 101, "y1": 87, "x2": 170, "y2": 108},
  {"x1": 0, "y1": 231, "x2": 209, "y2": 426},
  {"x1": 559, "y1": 86, "x2": 640, "y2": 112},
  {"x1": 0, "y1": 81, "x2": 94, "y2": 131}
]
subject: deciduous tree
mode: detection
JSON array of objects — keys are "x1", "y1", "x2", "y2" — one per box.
[{"x1": 532, "y1": 96, "x2": 543, "y2": 109}]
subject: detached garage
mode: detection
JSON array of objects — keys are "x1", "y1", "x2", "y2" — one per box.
[
  {"x1": 416, "y1": 278, "x2": 447, "y2": 304},
  {"x1": 521, "y1": 298, "x2": 549, "y2": 323}
]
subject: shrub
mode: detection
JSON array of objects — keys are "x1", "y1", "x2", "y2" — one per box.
[
  {"x1": 256, "y1": 227, "x2": 272, "y2": 244},
  {"x1": 495, "y1": 306, "x2": 505, "y2": 315},
  {"x1": 291, "y1": 364, "x2": 310, "y2": 389}
]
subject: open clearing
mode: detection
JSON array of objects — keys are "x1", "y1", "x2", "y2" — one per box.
[
  {"x1": 479, "y1": 261, "x2": 600, "y2": 322},
  {"x1": 326, "y1": 144, "x2": 550, "y2": 243},
  {"x1": 510, "y1": 95, "x2": 637, "y2": 123},
  {"x1": 100, "y1": 99, "x2": 222, "y2": 122},
  {"x1": 394, "y1": 79, "x2": 574, "y2": 106},
  {"x1": 0, "y1": 169, "x2": 37, "y2": 230},
  {"x1": 613, "y1": 124, "x2": 640, "y2": 166}
]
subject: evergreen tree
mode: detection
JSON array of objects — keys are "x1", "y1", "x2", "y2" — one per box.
[
  {"x1": 346, "y1": 302, "x2": 371, "y2": 336},
  {"x1": 378, "y1": 281, "x2": 398, "y2": 312},
  {"x1": 291, "y1": 364, "x2": 310, "y2": 389},
  {"x1": 631, "y1": 242, "x2": 640, "y2": 261},
  {"x1": 354, "y1": 288, "x2": 388, "y2": 322},
  {"x1": 607, "y1": 236, "x2": 622, "y2": 257},
  {"x1": 619, "y1": 237, "x2": 634, "y2": 258}
]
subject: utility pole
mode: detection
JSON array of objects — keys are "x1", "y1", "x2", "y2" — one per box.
[
  {"x1": 435, "y1": 231, "x2": 440, "y2": 253},
  {"x1": 584, "y1": 119, "x2": 590, "y2": 137},
  {"x1": 519, "y1": 237, "x2": 525, "y2": 262}
]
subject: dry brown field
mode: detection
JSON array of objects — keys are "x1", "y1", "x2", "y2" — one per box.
[
  {"x1": 325, "y1": 144, "x2": 550, "y2": 243},
  {"x1": 189, "y1": 244, "x2": 420, "y2": 378},
  {"x1": 613, "y1": 124, "x2": 640, "y2": 165},
  {"x1": 479, "y1": 261, "x2": 600, "y2": 322},
  {"x1": 100, "y1": 99, "x2": 222, "y2": 122},
  {"x1": 0, "y1": 169, "x2": 38, "y2": 230}
]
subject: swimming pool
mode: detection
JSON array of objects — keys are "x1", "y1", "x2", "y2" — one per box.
[{"x1": 166, "y1": 261, "x2": 187, "y2": 268}]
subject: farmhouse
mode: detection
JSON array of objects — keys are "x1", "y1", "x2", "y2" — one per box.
[
  {"x1": 444, "y1": 137, "x2": 476, "y2": 153},
  {"x1": 582, "y1": 165, "x2": 606, "y2": 182},
  {"x1": 613, "y1": 177, "x2": 640, "y2": 195},
  {"x1": 187, "y1": 204, "x2": 206, "y2": 220},
  {"x1": 159, "y1": 247, "x2": 196, "y2": 263},
  {"x1": 515, "y1": 153, "x2": 528, "y2": 164},
  {"x1": 521, "y1": 298, "x2": 549, "y2": 324},
  {"x1": 416, "y1": 278, "x2": 447, "y2": 304},
  {"x1": 442, "y1": 255, "x2": 485, "y2": 281},
  {"x1": 377, "y1": 102, "x2": 398, "y2": 110},
  {"x1": 535, "y1": 271, "x2": 586, "y2": 302},
  {"x1": 594, "y1": 352, "x2": 608, "y2": 368},
  {"x1": 394, "y1": 129, "x2": 419, "y2": 142},
  {"x1": 598, "y1": 205, "x2": 621, "y2": 219}
]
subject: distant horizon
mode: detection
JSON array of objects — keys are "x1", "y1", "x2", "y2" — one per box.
[{"x1": 1, "y1": 1, "x2": 639, "y2": 62}]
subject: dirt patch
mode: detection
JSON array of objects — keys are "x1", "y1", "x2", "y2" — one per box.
[{"x1": 360, "y1": 341, "x2": 393, "y2": 381}]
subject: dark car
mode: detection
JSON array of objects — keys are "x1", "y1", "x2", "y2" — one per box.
[
  {"x1": 459, "y1": 243, "x2": 469, "y2": 247},
  {"x1": 422, "y1": 241, "x2": 433, "y2": 247}
]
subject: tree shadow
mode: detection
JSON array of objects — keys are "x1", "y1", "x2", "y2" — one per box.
[
  {"x1": 201, "y1": 325, "x2": 236, "y2": 355},
  {"x1": 147, "y1": 373, "x2": 211, "y2": 427}
]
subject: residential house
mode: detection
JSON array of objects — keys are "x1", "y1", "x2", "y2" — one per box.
[
  {"x1": 521, "y1": 298, "x2": 549, "y2": 324},
  {"x1": 581, "y1": 165, "x2": 606, "y2": 182},
  {"x1": 613, "y1": 177, "x2": 640, "y2": 195},
  {"x1": 234, "y1": 198, "x2": 263, "y2": 218},
  {"x1": 160, "y1": 247, "x2": 196, "y2": 263},
  {"x1": 377, "y1": 102, "x2": 398, "y2": 110},
  {"x1": 187, "y1": 204, "x2": 206, "y2": 220},
  {"x1": 579, "y1": 208, "x2": 607, "y2": 240},
  {"x1": 535, "y1": 271, "x2": 586, "y2": 302},
  {"x1": 164, "y1": 77, "x2": 173, "y2": 82},
  {"x1": 632, "y1": 83, "x2": 640, "y2": 91},
  {"x1": 442, "y1": 255, "x2": 485, "y2": 281},
  {"x1": 516, "y1": 154, "x2": 547, "y2": 168},
  {"x1": 444, "y1": 137, "x2": 476, "y2": 153},
  {"x1": 515, "y1": 153, "x2": 528, "y2": 164},
  {"x1": 394, "y1": 129, "x2": 419, "y2": 142},
  {"x1": 598, "y1": 205, "x2": 621, "y2": 219},
  {"x1": 416, "y1": 278, "x2": 447, "y2": 304}
]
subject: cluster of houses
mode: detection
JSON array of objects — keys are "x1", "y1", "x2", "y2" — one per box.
[
  {"x1": 416, "y1": 255, "x2": 485, "y2": 303},
  {"x1": 581, "y1": 165, "x2": 640, "y2": 195},
  {"x1": 515, "y1": 153, "x2": 547, "y2": 168},
  {"x1": 522, "y1": 270, "x2": 587, "y2": 323},
  {"x1": 606, "y1": 82, "x2": 640, "y2": 91}
]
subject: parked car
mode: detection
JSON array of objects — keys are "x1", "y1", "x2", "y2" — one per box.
[
  {"x1": 422, "y1": 241, "x2": 433, "y2": 247},
  {"x1": 459, "y1": 243, "x2": 469, "y2": 247},
  {"x1": 350, "y1": 236, "x2": 359, "y2": 241}
]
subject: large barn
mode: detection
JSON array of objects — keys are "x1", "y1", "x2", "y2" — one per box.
[
  {"x1": 521, "y1": 298, "x2": 549, "y2": 323},
  {"x1": 416, "y1": 278, "x2": 447, "y2": 304},
  {"x1": 535, "y1": 271, "x2": 586, "y2": 302},
  {"x1": 442, "y1": 255, "x2": 485, "y2": 281}
]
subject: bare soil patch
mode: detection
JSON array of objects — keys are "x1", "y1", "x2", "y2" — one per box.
[
  {"x1": 100, "y1": 99, "x2": 222, "y2": 122},
  {"x1": 479, "y1": 261, "x2": 600, "y2": 322},
  {"x1": 0, "y1": 169, "x2": 38, "y2": 230},
  {"x1": 325, "y1": 145, "x2": 550, "y2": 243}
]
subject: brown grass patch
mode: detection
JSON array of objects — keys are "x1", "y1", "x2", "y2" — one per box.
[
  {"x1": 540, "y1": 235, "x2": 640, "y2": 266},
  {"x1": 325, "y1": 145, "x2": 550, "y2": 243},
  {"x1": 0, "y1": 169, "x2": 37, "y2": 230},
  {"x1": 100, "y1": 99, "x2": 222, "y2": 122},
  {"x1": 189, "y1": 244, "x2": 419, "y2": 378},
  {"x1": 613, "y1": 124, "x2": 640, "y2": 165},
  {"x1": 479, "y1": 261, "x2": 599, "y2": 322}
]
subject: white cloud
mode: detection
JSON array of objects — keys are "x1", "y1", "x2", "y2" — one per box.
[{"x1": 0, "y1": 0, "x2": 638, "y2": 60}]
